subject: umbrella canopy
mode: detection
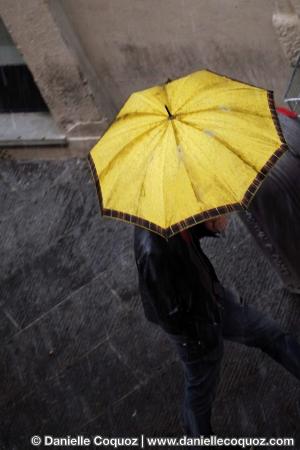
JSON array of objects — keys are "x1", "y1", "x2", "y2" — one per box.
[{"x1": 88, "y1": 69, "x2": 287, "y2": 239}]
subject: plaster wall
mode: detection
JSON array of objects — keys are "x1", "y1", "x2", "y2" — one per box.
[{"x1": 60, "y1": 0, "x2": 290, "y2": 120}]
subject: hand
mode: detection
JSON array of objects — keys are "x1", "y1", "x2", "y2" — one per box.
[{"x1": 203, "y1": 215, "x2": 229, "y2": 233}]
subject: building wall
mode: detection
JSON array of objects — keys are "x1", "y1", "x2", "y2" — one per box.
[
  {"x1": 1, "y1": 0, "x2": 102, "y2": 130},
  {"x1": 1, "y1": 0, "x2": 297, "y2": 159},
  {"x1": 60, "y1": 0, "x2": 291, "y2": 120},
  {"x1": 273, "y1": 0, "x2": 300, "y2": 66},
  {"x1": 0, "y1": 0, "x2": 104, "y2": 159}
]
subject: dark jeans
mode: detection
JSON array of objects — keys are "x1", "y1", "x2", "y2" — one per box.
[{"x1": 167, "y1": 286, "x2": 300, "y2": 441}]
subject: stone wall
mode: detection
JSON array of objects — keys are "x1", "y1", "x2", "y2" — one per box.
[
  {"x1": 60, "y1": 0, "x2": 290, "y2": 119},
  {"x1": 273, "y1": 0, "x2": 300, "y2": 65},
  {"x1": 0, "y1": 0, "x2": 105, "y2": 154}
]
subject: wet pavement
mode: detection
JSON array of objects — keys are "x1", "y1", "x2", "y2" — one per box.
[{"x1": 0, "y1": 156, "x2": 300, "y2": 449}]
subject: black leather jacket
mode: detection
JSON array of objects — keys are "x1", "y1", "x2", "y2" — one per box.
[{"x1": 134, "y1": 223, "x2": 225, "y2": 340}]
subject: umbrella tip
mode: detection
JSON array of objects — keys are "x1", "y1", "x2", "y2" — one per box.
[{"x1": 165, "y1": 105, "x2": 174, "y2": 119}]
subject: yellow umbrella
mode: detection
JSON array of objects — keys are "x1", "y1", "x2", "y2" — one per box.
[{"x1": 88, "y1": 69, "x2": 287, "y2": 239}]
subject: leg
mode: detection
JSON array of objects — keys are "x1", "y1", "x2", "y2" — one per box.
[
  {"x1": 167, "y1": 326, "x2": 224, "y2": 440},
  {"x1": 218, "y1": 286, "x2": 300, "y2": 381}
]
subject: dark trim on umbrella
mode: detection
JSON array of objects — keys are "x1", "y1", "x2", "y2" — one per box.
[
  {"x1": 87, "y1": 151, "x2": 242, "y2": 239},
  {"x1": 87, "y1": 87, "x2": 288, "y2": 240},
  {"x1": 205, "y1": 68, "x2": 268, "y2": 91},
  {"x1": 87, "y1": 153, "x2": 104, "y2": 213},
  {"x1": 240, "y1": 143, "x2": 288, "y2": 208},
  {"x1": 101, "y1": 203, "x2": 243, "y2": 240},
  {"x1": 267, "y1": 90, "x2": 287, "y2": 145},
  {"x1": 88, "y1": 147, "x2": 288, "y2": 240},
  {"x1": 238, "y1": 90, "x2": 288, "y2": 207}
]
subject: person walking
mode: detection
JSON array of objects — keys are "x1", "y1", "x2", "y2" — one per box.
[
  {"x1": 88, "y1": 69, "x2": 297, "y2": 446},
  {"x1": 134, "y1": 215, "x2": 300, "y2": 444}
]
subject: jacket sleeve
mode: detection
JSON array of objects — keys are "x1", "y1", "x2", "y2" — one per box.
[{"x1": 135, "y1": 250, "x2": 186, "y2": 331}]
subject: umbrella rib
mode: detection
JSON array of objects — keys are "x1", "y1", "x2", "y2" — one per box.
[
  {"x1": 134, "y1": 91, "x2": 167, "y2": 115},
  {"x1": 164, "y1": 73, "x2": 192, "y2": 113},
  {"x1": 176, "y1": 122, "x2": 243, "y2": 201},
  {"x1": 174, "y1": 83, "x2": 262, "y2": 116},
  {"x1": 100, "y1": 122, "x2": 165, "y2": 179},
  {"x1": 115, "y1": 112, "x2": 165, "y2": 121},
  {"x1": 170, "y1": 120, "x2": 202, "y2": 204},
  {"x1": 177, "y1": 107, "x2": 271, "y2": 119},
  {"x1": 173, "y1": 79, "x2": 227, "y2": 115},
  {"x1": 179, "y1": 118, "x2": 261, "y2": 175},
  {"x1": 105, "y1": 123, "x2": 167, "y2": 207},
  {"x1": 136, "y1": 125, "x2": 169, "y2": 221}
]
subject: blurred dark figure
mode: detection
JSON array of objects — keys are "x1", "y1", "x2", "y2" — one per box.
[{"x1": 134, "y1": 217, "x2": 300, "y2": 447}]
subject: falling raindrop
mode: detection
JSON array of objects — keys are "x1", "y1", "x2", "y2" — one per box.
[
  {"x1": 203, "y1": 129, "x2": 215, "y2": 137},
  {"x1": 177, "y1": 143, "x2": 185, "y2": 160},
  {"x1": 219, "y1": 105, "x2": 231, "y2": 112}
]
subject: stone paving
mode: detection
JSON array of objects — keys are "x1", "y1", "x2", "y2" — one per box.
[{"x1": 0, "y1": 157, "x2": 300, "y2": 449}]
